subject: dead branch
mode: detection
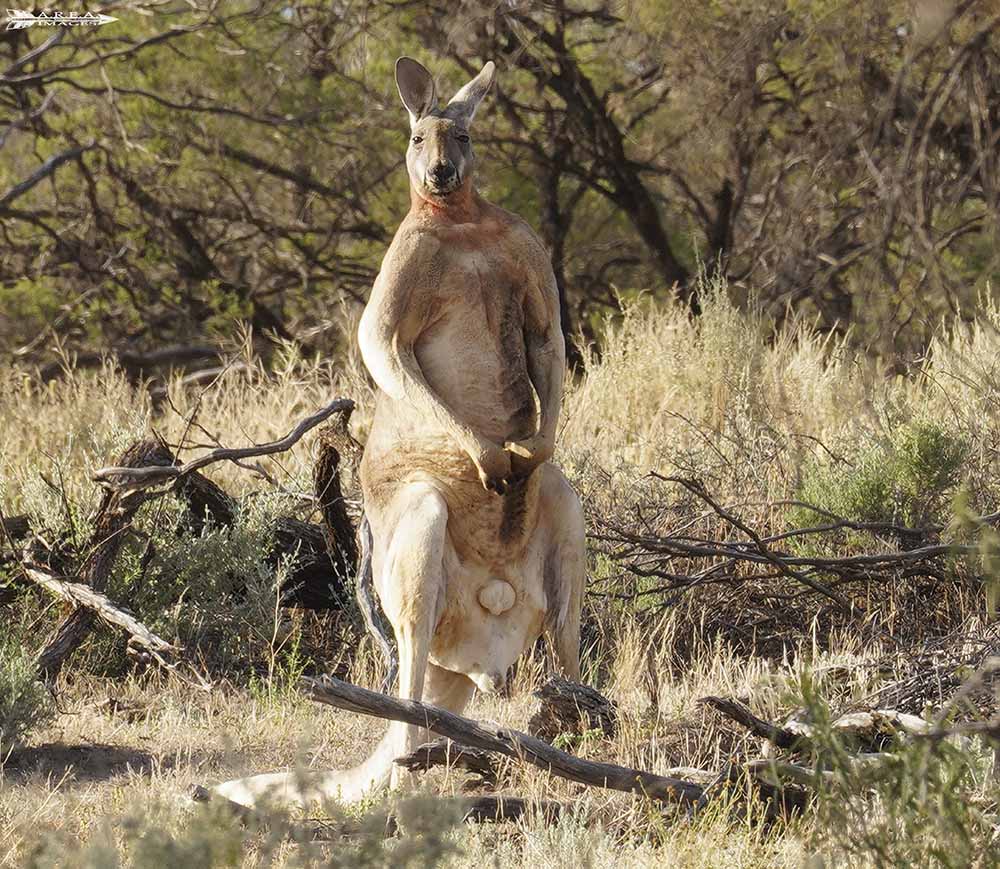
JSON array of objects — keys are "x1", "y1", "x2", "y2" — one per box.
[
  {"x1": 699, "y1": 696, "x2": 805, "y2": 750},
  {"x1": 36, "y1": 440, "x2": 174, "y2": 682},
  {"x1": 660, "y1": 475, "x2": 852, "y2": 610},
  {"x1": 301, "y1": 675, "x2": 706, "y2": 806},
  {"x1": 92, "y1": 398, "x2": 354, "y2": 489},
  {"x1": 23, "y1": 564, "x2": 175, "y2": 660}
]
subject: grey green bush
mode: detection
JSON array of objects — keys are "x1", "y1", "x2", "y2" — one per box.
[
  {"x1": 0, "y1": 630, "x2": 53, "y2": 755},
  {"x1": 795, "y1": 420, "x2": 969, "y2": 529}
]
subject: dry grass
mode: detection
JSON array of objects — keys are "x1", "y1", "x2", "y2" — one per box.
[
  {"x1": 0, "y1": 619, "x2": 818, "y2": 868},
  {"x1": 3, "y1": 288, "x2": 1000, "y2": 865}
]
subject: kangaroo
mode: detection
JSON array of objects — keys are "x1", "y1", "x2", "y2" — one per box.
[{"x1": 212, "y1": 56, "x2": 586, "y2": 809}]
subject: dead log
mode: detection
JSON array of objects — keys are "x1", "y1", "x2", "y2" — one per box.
[
  {"x1": 528, "y1": 677, "x2": 618, "y2": 741},
  {"x1": 395, "y1": 738, "x2": 502, "y2": 787},
  {"x1": 36, "y1": 440, "x2": 174, "y2": 682},
  {"x1": 302, "y1": 675, "x2": 705, "y2": 806}
]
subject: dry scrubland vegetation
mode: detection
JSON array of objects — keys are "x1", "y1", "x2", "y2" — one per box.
[
  {"x1": 3, "y1": 288, "x2": 1000, "y2": 866},
  {"x1": 4, "y1": 1, "x2": 1000, "y2": 864}
]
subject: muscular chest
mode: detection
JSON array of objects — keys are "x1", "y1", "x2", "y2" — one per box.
[{"x1": 426, "y1": 246, "x2": 527, "y2": 340}]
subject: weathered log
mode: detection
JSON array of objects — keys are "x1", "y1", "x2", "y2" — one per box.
[
  {"x1": 528, "y1": 677, "x2": 618, "y2": 741},
  {"x1": 302, "y1": 675, "x2": 706, "y2": 806},
  {"x1": 395, "y1": 738, "x2": 502, "y2": 786},
  {"x1": 36, "y1": 440, "x2": 174, "y2": 682}
]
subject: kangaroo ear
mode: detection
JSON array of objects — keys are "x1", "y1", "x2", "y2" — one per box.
[
  {"x1": 444, "y1": 61, "x2": 496, "y2": 125},
  {"x1": 395, "y1": 57, "x2": 437, "y2": 127}
]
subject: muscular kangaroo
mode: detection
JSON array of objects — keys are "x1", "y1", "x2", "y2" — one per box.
[{"x1": 212, "y1": 56, "x2": 586, "y2": 808}]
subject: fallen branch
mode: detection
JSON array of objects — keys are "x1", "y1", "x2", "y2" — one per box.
[
  {"x1": 92, "y1": 398, "x2": 355, "y2": 489},
  {"x1": 36, "y1": 440, "x2": 174, "y2": 682},
  {"x1": 301, "y1": 675, "x2": 705, "y2": 806},
  {"x1": 24, "y1": 564, "x2": 175, "y2": 659},
  {"x1": 699, "y1": 696, "x2": 805, "y2": 750}
]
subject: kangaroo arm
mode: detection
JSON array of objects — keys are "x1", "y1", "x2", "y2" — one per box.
[
  {"x1": 366, "y1": 330, "x2": 477, "y2": 450},
  {"x1": 524, "y1": 267, "x2": 565, "y2": 448},
  {"x1": 359, "y1": 268, "x2": 479, "y2": 453}
]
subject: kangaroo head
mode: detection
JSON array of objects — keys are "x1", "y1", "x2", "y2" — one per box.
[{"x1": 395, "y1": 56, "x2": 496, "y2": 205}]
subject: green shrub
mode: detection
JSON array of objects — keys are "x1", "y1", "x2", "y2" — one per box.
[
  {"x1": 73, "y1": 490, "x2": 304, "y2": 676},
  {"x1": 795, "y1": 420, "x2": 968, "y2": 529},
  {"x1": 0, "y1": 630, "x2": 53, "y2": 756}
]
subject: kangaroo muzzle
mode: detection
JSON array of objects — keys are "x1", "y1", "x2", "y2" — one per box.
[{"x1": 427, "y1": 160, "x2": 459, "y2": 193}]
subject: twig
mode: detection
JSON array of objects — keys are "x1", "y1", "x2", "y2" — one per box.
[
  {"x1": 657, "y1": 475, "x2": 853, "y2": 610},
  {"x1": 92, "y1": 398, "x2": 354, "y2": 488}
]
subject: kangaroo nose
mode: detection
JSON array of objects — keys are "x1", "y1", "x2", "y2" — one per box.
[{"x1": 430, "y1": 162, "x2": 456, "y2": 183}]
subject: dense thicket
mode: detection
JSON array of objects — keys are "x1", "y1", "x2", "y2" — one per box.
[{"x1": 2, "y1": 0, "x2": 999, "y2": 368}]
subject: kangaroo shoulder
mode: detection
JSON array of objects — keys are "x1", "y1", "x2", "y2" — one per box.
[{"x1": 385, "y1": 222, "x2": 443, "y2": 267}]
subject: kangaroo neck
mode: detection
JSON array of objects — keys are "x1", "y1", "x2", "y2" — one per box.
[{"x1": 409, "y1": 181, "x2": 483, "y2": 224}]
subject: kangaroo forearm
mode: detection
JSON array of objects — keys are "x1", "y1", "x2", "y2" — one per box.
[
  {"x1": 527, "y1": 337, "x2": 564, "y2": 440},
  {"x1": 375, "y1": 352, "x2": 478, "y2": 448}
]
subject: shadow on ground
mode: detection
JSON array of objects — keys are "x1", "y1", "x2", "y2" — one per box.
[{"x1": 2, "y1": 742, "x2": 156, "y2": 784}]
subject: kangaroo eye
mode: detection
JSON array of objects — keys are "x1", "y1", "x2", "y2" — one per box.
[
  {"x1": 411, "y1": 135, "x2": 423, "y2": 144},
  {"x1": 456, "y1": 133, "x2": 470, "y2": 143}
]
